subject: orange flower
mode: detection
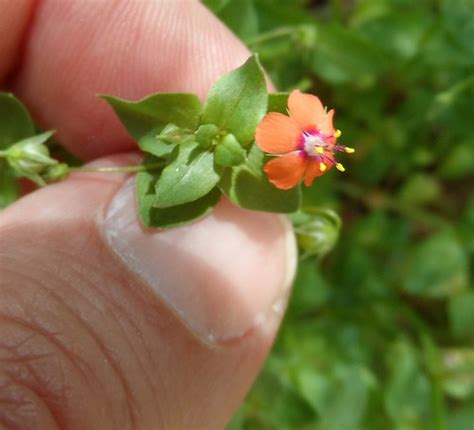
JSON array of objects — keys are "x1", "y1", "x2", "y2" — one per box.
[{"x1": 256, "y1": 90, "x2": 354, "y2": 190}]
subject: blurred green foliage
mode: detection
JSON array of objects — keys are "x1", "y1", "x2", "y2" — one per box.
[{"x1": 204, "y1": 0, "x2": 474, "y2": 428}]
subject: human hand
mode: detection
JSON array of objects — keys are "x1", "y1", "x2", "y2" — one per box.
[{"x1": 0, "y1": 1, "x2": 296, "y2": 429}]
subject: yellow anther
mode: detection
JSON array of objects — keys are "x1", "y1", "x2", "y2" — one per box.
[
  {"x1": 334, "y1": 129, "x2": 342, "y2": 138},
  {"x1": 344, "y1": 147, "x2": 355, "y2": 154},
  {"x1": 336, "y1": 163, "x2": 345, "y2": 172},
  {"x1": 316, "y1": 147, "x2": 324, "y2": 154},
  {"x1": 319, "y1": 162, "x2": 327, "y2": 172}
]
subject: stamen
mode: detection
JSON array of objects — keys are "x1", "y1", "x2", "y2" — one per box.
[
  {"x1": 334, "y1": 129, "x2": 342, "y2": 138},
  {"x1": 336, "y1": 163, "x2": 345, "y2": 172},
  {"x1": 319, "y1": 162, "x2": 327, "y2": 172},
  {"x1": 316, "y1": 147, "x2": 324, "y2": 154},
  {"x1": 321, "y1": 153, "x2": 336, "y2": 166},
  {"x1": 333, "y1": 145, "x2": 355, "y2": 154}
]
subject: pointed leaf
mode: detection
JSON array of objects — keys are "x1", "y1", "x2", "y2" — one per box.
[
  {"x1": 154, "y1": 141, "x2": 220, "y2": 208},
  {"x1": 201, "y1": 56, "x2": 267, "y2": 145},
  {"x1": 0, "y1": 92, "x2": 35, "y2": 149},
  {"x1": 0, "y1": 161, "x2": 19, "y2": 209},
  {"x1": 139, "y1": 139, "x2": 177, "y2": 159},
  {"x1": 9, "y1": 130, "x2": 56, "y2": 150},
  {"x1": 401, "y1": 231, "x2": 469, "y2": 297},
  {"x1": 136, "y1": 157, "x2": 220, "y2": 229},
  {"x1": 219, "y1": 144, "x2": 301, "y2": 212},
  {"x1": 268, "y1": 92, "x2": 290, "y2": 114},
  {"x1": 214, "y1": 133, "x2": 246, "y2": 167},
  {"x1": 102, "y1": 93, "x2": 203, "y2": 148}
]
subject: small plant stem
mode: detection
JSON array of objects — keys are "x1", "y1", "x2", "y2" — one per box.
[
  {"x1": 431, "y1": 375, "x2": 447, "y2": 430},
  {"x1": 246, "y1": 27, "x2": 295, "y2": 46},
  {"x1": 68, "y1": 162, "x2": 165, "y2": 174},
  {"x1": 399, "y1": 306, "x2": 447, "y2": 430},
  {"x1": 421, "y1": 335, "x2": 447, "y2": 430}
]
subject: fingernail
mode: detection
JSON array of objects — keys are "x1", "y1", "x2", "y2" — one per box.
[{"x1": 104, "y1": 177, "x2": 297, "y2": 345}]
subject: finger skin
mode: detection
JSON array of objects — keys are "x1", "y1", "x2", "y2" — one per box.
[
  {"x1": 0, "y1": 156, "x2": 286, "y2": 429},
  {"x1": 11, "y1": 0, "x2": 250, "y2": 159},
  {"x1": 0, "y1": 0, "x2": 34, "y2": 84},
  {"x1": 0, "y1": 1, "x2": 295, "y2": 428}
]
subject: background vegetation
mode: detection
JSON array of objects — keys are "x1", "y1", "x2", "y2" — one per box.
[{"x1": 203, "y1": 0, "x2": 474, "y2": 429}]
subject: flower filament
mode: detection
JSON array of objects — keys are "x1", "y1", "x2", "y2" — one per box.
[{"x1": 300, "y1": 129, "x2": 353, "y2": 173}]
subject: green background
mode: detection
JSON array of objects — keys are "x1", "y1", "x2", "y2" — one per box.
[{"x1": 203, "y1": 0, "x2": 474, "y2": 429}]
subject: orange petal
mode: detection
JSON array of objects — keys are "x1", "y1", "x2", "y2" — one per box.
[
  {"x1": 288, "y1": 89, "x2": 326, "y2": 130},
  {"x1": 304, "y1": 159, "x2": 331, "y2": 186},
  {"x1": 255, "y1": 112, "x2": 300, "y2": 154},
  {"x1": 264, "y1": 151, "x2": 306, "y2": 190},
  {"x1": 320, "y1": 109, "x2": 336, "y2": 140}
]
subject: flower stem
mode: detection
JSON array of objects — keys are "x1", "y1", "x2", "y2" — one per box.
[
  {"x1": 246, "y1": 27, "x2": 295, "y2": 46},
  {"x1": 421, "y1": 335, "x2": 447, "y2": 430},
  {"x1": 68, "y1": 162, "x2": 165, "y2": 174}
]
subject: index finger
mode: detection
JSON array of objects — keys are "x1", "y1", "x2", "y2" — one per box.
[{"x1": 5, "y1": 0, "x2": 250, "y2": 160}]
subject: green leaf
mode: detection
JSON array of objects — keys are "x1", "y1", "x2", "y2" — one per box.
[
  {"x1": 195, "y1": 124, "x2": 219, "y2": 149},
  {"x1": 447, "y1": 400, "x2": 474, "y2": 430},
  {"x1": 318, "y1": 366, "x2": 373, "y2": 430},
  {"x1": 136, "y1": 156, "x2": 220, "y2": 229},
  {"x1": 154, "y1": 141, "x2": 220, "y2": 208},
  {"x1": 215, "y1": 0, "x2": 259, "y2": 41},
  {"x1": 102, "y1": 93, "x2": 202, "y2": 144},
  {"x1": 8, "y1": 130, "x2": 55, "y2": 152},
  {"x1": 449, "y1": 291, "x2": 474, "y2": 340},
  {"x1": 460, "y1": 195, "x2": 474, "y2": 254},
  {"x1": 139, "y1": 138, "x2": 177, "y2": 159},
  {"x1": 287, "y1": 260, "x2": 329, "y2": 320},
  {"x1": 398, "y1": 173, "x2": 441, "y2": 206},
  {"x1": 201, "y1": 56, "x2": 267, "y2": 145},
  {"x1": 385, "y1": 340, "x2": 431, "y2": 425},
  {"x1": 439, "y1": 139, "x2": 474, "y2": 180},
  {"x1": 202, "y1": 0, "x2": 231, "y2": 13},
  {"x1": 214, "y1": 134, "x2": 246, "y2": 167},
  {"x1": 149, "y1": 189, "x2": 221, "y2": 229},
  {"x1": 0, "y1": 92, "x2": 35, "y2": 149},
  {"x1": 219, "y1": 144, "x2": 301, "y2": 213},
  {"x1": 401, "y1": 231, "x2": 469, "y2": 298},
  {"x1": 441, "y1": 0, "x2": 474, "y2": 55},
  {"x1": 0, "y1": 161, "x2": 19, "y2": 208},
  {"x1": 267, "y1": 92, "x2": 289, "y2": 114},
  {"x1": 311, "y1": 23, "x2": 384, "y2": 85},
  {"x1": 138, "y1": 124, "x2": 194, "y2": 159},
  {"x1": 239, "y1": 360, "x2": 316, "y2": 428},
  {"x1": 360, "y1": 9, "x2": 433, "y2": 60}
]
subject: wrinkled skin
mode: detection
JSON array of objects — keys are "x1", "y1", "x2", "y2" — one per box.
[{"x1": 0, "y1": 1, "x2": 296, "y2": 429}]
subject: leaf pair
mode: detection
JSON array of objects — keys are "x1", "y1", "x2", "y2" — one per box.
[
  {"x1": 0, "y1": 92, "x2": 73, "y2": 206},
  {"x1": 104, "y1": 56, "x2": 301, "y2": 228},
  {"x1": 0, "y1": 93, "x2": 38, "y2": 207}
]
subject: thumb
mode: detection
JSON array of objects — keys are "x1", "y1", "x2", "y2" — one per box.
[{"x1": 0, "y1": 154, "x2": 297, "y2": 429}]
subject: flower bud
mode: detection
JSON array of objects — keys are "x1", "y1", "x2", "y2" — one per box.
[
  {"x1": 291, "y1": 208, "x2": 341, "y2": 258},
  {"x1": 41, "y1": 163, "x2": 70, "y2": 182},
  {"x1": 157, "y1": 123, "x2": 192, "y2": 144},
  {"x1": 214, "y1": 133, "x2": 246, "y2": 167},
  {"x1": 195, "y1": 124, "x2": 219, "y2": 149},
  {"x1": 295, "y1": 25, "x2": 317, "y2": 50},
  {"x1": 6, "y1": 131, "x2": 57, "y2": 179}
]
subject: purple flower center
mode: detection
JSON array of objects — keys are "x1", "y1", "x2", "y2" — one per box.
[
  {"x1": 297, "y1": 128, "x2": 352, "y2": 173},
  {"x1": 302, "y1": 131, "x2": 328, "y2": 158}
]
